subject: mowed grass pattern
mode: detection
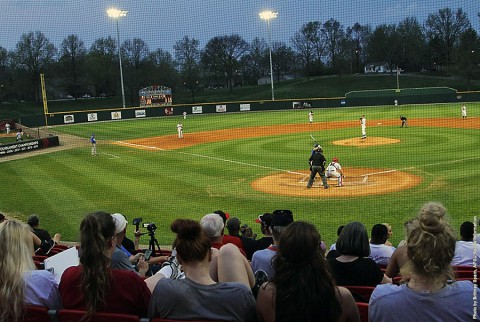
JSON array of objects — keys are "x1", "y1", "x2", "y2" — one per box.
[{"x1": 1, "y1": 103, "x2": 479, "y2": 246}]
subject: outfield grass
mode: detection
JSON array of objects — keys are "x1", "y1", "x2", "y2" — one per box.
[{"x1": 1, "y1": 102, "x2": 479, "y2": 247}]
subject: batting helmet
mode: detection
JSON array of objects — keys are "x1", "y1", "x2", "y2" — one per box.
[{"x1": 332, "y1": 157, "x2": 338, "y2": 162}]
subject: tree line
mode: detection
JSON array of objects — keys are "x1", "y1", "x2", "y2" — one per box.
[{"x1": 0, "y1": 7, "x2": 478, "y2": 104}]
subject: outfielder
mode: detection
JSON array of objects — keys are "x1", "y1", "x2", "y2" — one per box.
[
  {"x1": 177, "y1": 122, "x2": 183, "y2": 138},
  {"x1": 308, "y1": 111, "x2": 314, "y2": 123},
  {"x1": 461, "y1": 105, "x2": 467, "y2": 118},
  {"x1": 326, "y1": 157, "x2": 344, "y2": 187},
  {"x1": 307, "y1": 145, "x2": 329, "y2": 189},
  {"x1": 183, "y1": 111, "x2": 187, "y2": 119},
  {"x1": 90, "y1": 133, "x2": 97, "y2": 156},
  {"x1": 360, "y1": 115, "x2": 366, "y2": 139}
]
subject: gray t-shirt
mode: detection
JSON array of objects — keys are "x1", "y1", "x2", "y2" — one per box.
[
  {"x1": 111, "y1": 246, "x2": 135, "y2": 272},
  {"x1": 148, "y1": 277, "x2": 256, "y2": 322},
  {"x1": 370, "y1": 280, "x2": 479, "y2": 321}
]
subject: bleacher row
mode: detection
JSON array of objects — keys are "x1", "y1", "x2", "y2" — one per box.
[{"x1": 29, "y1": 242, "x2": 479, "y2": 322}]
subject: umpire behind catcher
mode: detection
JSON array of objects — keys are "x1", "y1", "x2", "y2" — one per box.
[{"x1": 307, "y1": 146, "x2": 329, "y2": 189}]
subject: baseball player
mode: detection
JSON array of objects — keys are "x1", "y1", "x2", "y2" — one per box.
[
  {"x1": 177, "y1": 122, "x2": 183, "y2": 138},
  {"x1": 326, "y1": 157, "x2": 344, "y2": 187},
  {"x1": 400, "y1": 115, "x2": 408, "y2": 128},
  {"x1": 16, "y1": 129, "x2": 23, "y2": 142},
  {"x1": 461, "y1": 105, "x2": 467, "y2": 118},
  {"x1": 307, "y1": 145, "x2": 329, "y2": 189},
  {"x1": 308, "y1": 111, "x2": 314, "y2": 123},
  {"x1": 5, "y1": 123, "x2": 10, "y2": 134},
  {"x1": 183, "y1": 111, "x2": 187, "y2": 119},
  {"x1": 90, "y1": 133, "x2": 97, "y2": 156},
  {"x1": 360, "y1": 115, "x2": 366, "y2": 139}
]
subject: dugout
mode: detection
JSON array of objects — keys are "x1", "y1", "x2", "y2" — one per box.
[{"x1": 139, "y1": 85, "x2": 172, "y2": 107}]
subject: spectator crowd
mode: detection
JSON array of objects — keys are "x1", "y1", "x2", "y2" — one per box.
[{"x1": 0, "y1": 202, "x2": 479, "y2": 321}]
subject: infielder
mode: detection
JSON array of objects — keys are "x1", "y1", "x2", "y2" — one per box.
[
  {"x1": 326, "y1": 157, "x2": 344, "y2": 187},
  {"x1": 308, "y1": 111, "x2": 314, "y2": 123},
  {"x1": 400, "y1": 115, "x2": 408, "y2": 128},
  {"x1": 177, "y1": 122, "x2": 183, "y2": 138},
  {"x1": 307, "y1": 145, "x2": 329, "y2": 189},
  {"x1": 183, "y1": 111, "x2": 187, "y2": 119},
  {"x1": 90, "y1": 133, "x2": 97, "y2": 156},
  {"x1": 461, "y1": 105, "x2": 467, "y2": 118},
  {"x1": 360, "y1": 115, "x2": 366, "y2": 139}
]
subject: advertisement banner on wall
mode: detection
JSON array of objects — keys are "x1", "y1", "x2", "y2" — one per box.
[
  {"x1": 240, "y1": 104, "x2": 251, "y2": 111},
  {"x1": 192, "y1": 106, "x2": 203, "y2": 114},
  {"x1": 135, "y1": 110, "x2": 146, "y2": 118},
  {"x1": 87, "y1": 113, "x2": 98, "y2": 122},
  {"x1": 111, "y1": 111, "x2": 122, "y2": 120},
  {"x1": 216, "y1": 105, "x2": 227, "y2": 112},
  {"x1": 164, "y1": 107, "x2": 174, "y2": 115},
  {"x1": 64, "y1": 115, "x2": 74, "y2": 124}
]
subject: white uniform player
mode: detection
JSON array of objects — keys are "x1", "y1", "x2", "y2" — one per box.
[
  {"x1": 326, "y1": 157, "x2": 344, "y2": 187},
  {"x1": 183, "y1": 111, "x2": 187, "y2": 119},
  {"x1": 177, "y1": 123, "x2": 183, "y2": 138},
  {"x1": 5, "y1": 123, "x2": 10, "y2": 134},
  {"x1": 308, "y1": 111, "x2": 314, "y2": 123},
  {"x1": 360, "y1": 115, "x2": 366, "y2": 139},
  {"x1": 461, "y1": 105, "x2": 467, "y2": 118}
]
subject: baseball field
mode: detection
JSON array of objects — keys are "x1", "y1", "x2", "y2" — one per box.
[{"x1": 1, "y1": 102, "x2": 479, "y2": 247}]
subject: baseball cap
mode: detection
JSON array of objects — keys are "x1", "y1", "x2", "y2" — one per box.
[
  {"x1": 112, "y1": 213, "x2": 128, "y2": 234},
  {"x1": 226, "y1": 217, "x2": 241, "y2": 231},
  {"x1": 213, "y1": 210, "x2": 230, "y2": 223},
  {"x1": 256, "y1": 213, "x2": 273, "y2": 227},
  {"x1": 271, "y1": 210, "x2": 294, "y2": 227}
]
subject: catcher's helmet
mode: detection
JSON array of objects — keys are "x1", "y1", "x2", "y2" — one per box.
[{"x1": 332, "y1": 157, "x2": 338, "y2": 162}]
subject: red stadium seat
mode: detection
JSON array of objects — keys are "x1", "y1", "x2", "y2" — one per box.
[
  {"x1": 57, "y1": 309, "x2": 142, "y2": 322},
  {"x1": 455, "y1": 270, "x2": 476, "y2": 279},
  {"x1": 452, "y1": 265, "x2": 475, "y2": 271},
  {"x1": 356, "y1": 302, "x2": 369, "y2": 322},
  {"x1": 344, "y1": 285, "x2": 375, "y2": 302},
  {"x1": 20, "y1": 306, "x2": 56, "y2": 322}
]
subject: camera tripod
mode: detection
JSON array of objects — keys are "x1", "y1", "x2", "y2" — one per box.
[{"x1": 148, "y1": 231, "x2": 163, "y2": 256}]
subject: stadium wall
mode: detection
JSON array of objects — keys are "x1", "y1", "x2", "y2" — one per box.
[{"x1": 18, "y1": 88, "x2": 479, "y2": 128}]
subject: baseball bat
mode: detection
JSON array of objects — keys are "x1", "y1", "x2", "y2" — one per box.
[{"x1": 310, "y1": 134, "x2": 316, "y2": 142}]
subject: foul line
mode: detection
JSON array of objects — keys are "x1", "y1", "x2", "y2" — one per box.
[
  {"x1": 114, "y1": 141, "x2": 166, "y2": 151},
  {"x1": 102, "y1": 152, "x2": 120, "y2": 159}
]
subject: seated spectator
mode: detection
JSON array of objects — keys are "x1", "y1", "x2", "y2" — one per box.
[
  {"x1": 110, "y1": 213, "x2": 149, "y2": 277},
  {"x1": 147, "y1": 219, "x2": 256, "y2": 321},
  {"x1": 451, "y1": 221, "x2": 480, "y2": 266},
  {"x1": 370, "y1": 202, "x2": 478, "y2": 321},
  {"x1": 385, "y1": 219, "x2": 415, "y2": 281},
  {"x1": 326, "y1": 224, "x2": 344, "y2": 259},
  {"x1": 256, "y1": 221, "x2": 359, "y2": 322},
  {"x1": 253, "y1": 213, "x2": 274, "y2": 252},
  {"x1": 227, "y1": 217, "x2": 256, "y2": 260},
  {"x1": 28, "y1": 214, "x2": 60, "y2": 254},
  {"x1": 200, "y1": 213, "x2": 227, "y2": 250},
  {"x1": 251, "y1": 210, "x2": 294, "y2": 279},
  {"x1": 0, "y1": 213, "x2": 5, "y2": 223},
  {"x1": 214, "y1": 210, "x2": 245, "y2": 251},
  {"x1": 327, "y1": 221, "x2": 391, "y2": 286},
  {"x1": 60, "y1": 211, "x2": 151, "y2": 317},
  {"x1": 0, "y1": 219, "x2": 61, "y2": 321},
  {"x1": 382, "y1": 222, "x2": 393, "y2": 247},
  {"x1": 369, "y1": 224, "x2": 395, "y2": 266}
]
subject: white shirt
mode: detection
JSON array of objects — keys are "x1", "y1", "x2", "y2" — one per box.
[
  {"x1": 360, "y1": 117, "x2": 366, "y2": 126},
  {"x1": 451, "y1": 240, "x2": 480, "y2": 266},
  {"x1": 326, "y1": 161, "x2": 341, "y2": 173},
  {"x1": 369, "y1": 243, "x2": 395, "y2": 266}
]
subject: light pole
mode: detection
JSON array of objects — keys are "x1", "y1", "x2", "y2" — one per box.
[
  {"x1": 107, "y1": 8, "x2": 127, "y2": 108},
  {"x1": 259, "y1": 10, "x2": 277, "y2": 101}
]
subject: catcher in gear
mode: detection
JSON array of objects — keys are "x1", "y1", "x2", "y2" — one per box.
[{"x1": 325, "y1": 157, "x2": 344, "y2": 187}]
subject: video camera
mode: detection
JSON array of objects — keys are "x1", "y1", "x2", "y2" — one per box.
[
  {"x1": 143, "y1": 222, "x2": 157, "y2": 233},
  {"x1": 132, "y1": 218, "x2": 143, "y2": 231}
]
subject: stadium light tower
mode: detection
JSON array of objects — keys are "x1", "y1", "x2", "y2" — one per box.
[
  {"x1": 259, "y1": 10, "x2": 277, "y2": 101},
  {"x1": 107, "y1": 8, "x2": 128, "y2": 108}
]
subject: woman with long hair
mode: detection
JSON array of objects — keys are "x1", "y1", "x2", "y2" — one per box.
[
  {"x1": 147, "y1": 219, "x2": 256, "y2": 321},
  {"x1": 60, "y1": 211, "x2": 151, "y2": 317},
  {"x1": 256, "y1": 221, "x2": 359, "y2": 322},
  {"x1": 0, "y1": 219, "x2": 61, "y2": 321},
  {"x1": 370, "y1": 202, "x2": 479, "y2": 321}
]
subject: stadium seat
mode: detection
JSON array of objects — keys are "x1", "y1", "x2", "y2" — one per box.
[
  {"x1": 57, "y1": 309, "x2": 143, "y2": 322},
  {"x1": 20, "y1": 306, "x2": 57, "y2": 322},
  {"x1": 392, "y1": 276, "x2": 405, "y2": 285},
  {"x1": 452, "y1": 265, "x2": 475, "y2": 271},
  {"x1": 455, "y1": 270, "x2": 476, "y2": 279},
  {"x1": 151, "y1": 319, "x2": 220, "y2": 322},
  {"x1": 356, "y1": 302, "x2": 369, "y2": 322},
  {"x1": 344, "y1": 285, "x2": 375, "y2": 302}
]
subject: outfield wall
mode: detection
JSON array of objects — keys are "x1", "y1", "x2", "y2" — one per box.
[{"x1": 19, "y1": 88, "x2": 480, "y2": 128}]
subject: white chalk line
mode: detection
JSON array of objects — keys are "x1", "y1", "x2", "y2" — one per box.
[
  {"x1": 102, "y1": 152, "x2": 119, "y2": 159},
  {"x1": 114, "y1": 140, "x2": 479, "y2": 181}
]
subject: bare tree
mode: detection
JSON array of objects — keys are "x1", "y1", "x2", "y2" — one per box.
[
  {"x1": 240, "y1": 37, "x2": 269, "y2": 85},
  {"x1": 121, "y1": 38, "x2": 150, "y2": 105},
  {"x1": 425, "y1": 8, "x2": 471, "y2": 66},
  {"x1": 149, "y1": 49, "x2": 178, "y2": 89},
  {"x1": 291, "y1": 21, "x2": 323, "y2": 77},
  {"x1": 271, "y1": 42, "x2": 295, "y2": 82},
  {"x1": 15, "y1": 31, "x2": 56, "y2": 101},
  {"x1": 86, "y1": 36, "x2": 117, "y2": 96},
  {"x1": 322, "y1": 19, "x2": 346, "y2": 72},
  {"x1": 346, "y1": 23, "x2": 371, "y2": 73},
  {"x1": 174, "y1": 36, "x2": 201, "y2": 101},
  {"x1": 59, "y1": 34, "x2": 86, "y2": 98},
  {"x1": 201, "y1": 34, "x2": 249, "y2": 92},
  {"x1": 396, "y1": 17, "x2": 425, "y2": 71}
]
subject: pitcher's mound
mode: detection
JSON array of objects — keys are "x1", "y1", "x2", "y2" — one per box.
[
  {"x1": 251, "y1": 167, "x2": 421, "y2": 197},
  {"x1": 333, "y1": 137, "x2": 400, "y2": 147}
]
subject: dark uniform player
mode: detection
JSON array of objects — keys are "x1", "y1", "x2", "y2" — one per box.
[
  {"x1": 400, "y1": 115, "x2": 408, "y2": 128},
  {"x1": 307, "y1": 146, "x2": 329, "y2": 189}
]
